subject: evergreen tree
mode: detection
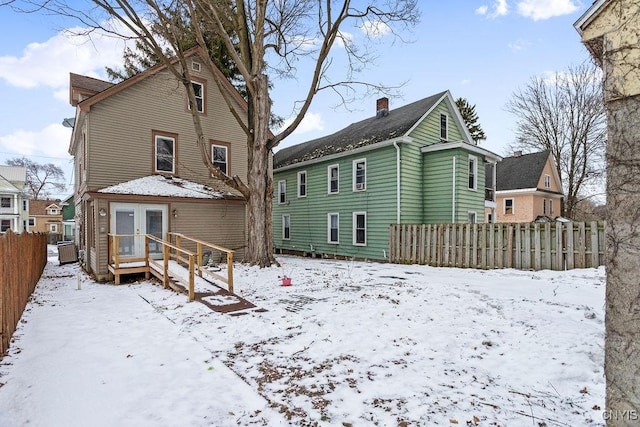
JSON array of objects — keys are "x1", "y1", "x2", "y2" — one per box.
[{"x1": 455, "y1": 97, "x2": 486, "y2": 143}]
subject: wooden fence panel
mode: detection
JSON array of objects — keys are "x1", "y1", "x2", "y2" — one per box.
[
  {"x1": 1, "y1": 231, "x2": 47, "y2": 357},
  {"x1": 389, "y1": 221, "x2": 606, "y2": 272}
]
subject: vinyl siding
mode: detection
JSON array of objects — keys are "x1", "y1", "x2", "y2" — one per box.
[
  {"x1": 409, "y1": 101, "x2": 465, "y2": 145},
  {"x1": 454, "y1": 152, "x2": 485, "y2": 222},
  {"x1": 399, "y1": 142, "x2": 424, "y2": 223},
  {"x1": 171, "y1": 200, "x2": 246, "y2": 260},
  {"x1": 273, "y1": 146, "x2": 398, "y2": 260},
  {"x1": 423, "y1": 150, "x2": 455, "y2": 223},
  {"x1": 423, "y1": 149, "x2": 486, "y2": 223},
  {"x1": 86, "y1": 65, "x2": 248, "y2": 191}
]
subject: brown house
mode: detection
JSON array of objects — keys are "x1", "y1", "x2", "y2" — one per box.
[
  {"x1": 28, "y1": 200, "x2": 63, "y2": 235},
  {"x1": 68, "y1": 47, "x2": 249, "y2": 281},
  {"x1": 489, "y1": 150, "x2": 564, "y2": 223}
]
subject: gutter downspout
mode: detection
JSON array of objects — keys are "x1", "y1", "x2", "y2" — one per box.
[
  {"x1": 394, "y1": 141, "x2": 401, "y2": 223},
  {"x1": 452, "y1": 156, "x2": 456, "y2": 223}
]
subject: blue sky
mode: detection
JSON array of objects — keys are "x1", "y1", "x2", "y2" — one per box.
[{"x1": 0, "y1": 1, "x2": 592, "y2": 200}]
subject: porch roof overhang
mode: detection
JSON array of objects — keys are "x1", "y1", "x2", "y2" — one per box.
[
  {"x1": 96, "y1": 175, "x2": 244, "y2": 201},
  {"x1": 420, "y1": 141, "x2": 502, "y2": 163}
]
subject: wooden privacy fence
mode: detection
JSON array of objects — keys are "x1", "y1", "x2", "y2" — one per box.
[
  {"x1": 389, "y1": 221, "x2": 605, "y2": 271},
  {"x1": 0, "y1": 231, "x2": 47, "y2": 356}
]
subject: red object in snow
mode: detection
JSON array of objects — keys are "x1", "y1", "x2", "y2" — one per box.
[{"x1": 281, "y1": 277, "x2": 292, "y2": 286}]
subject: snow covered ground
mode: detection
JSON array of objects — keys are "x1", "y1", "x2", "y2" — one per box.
[{"x1": 0, "y1": 248, "x2": 606, "y2": 426}]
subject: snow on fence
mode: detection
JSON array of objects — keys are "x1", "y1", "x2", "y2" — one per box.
[
  {"x1": 389, "y1": 221, "x2": 605, "y2": 271},
  {"x1": 0, "y1": 231, "x2": 47, "y2": 357}
]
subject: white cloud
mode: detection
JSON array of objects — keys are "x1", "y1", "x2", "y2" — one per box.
[
  {"x1": 460, "y1": 79, "x2": 471, "y2": 86},
  {"x1": 0, "y1": 123, "x2": 72, "y2": 160},
  {"x1": 508, "y1": 39, "x2": 531, "y2": 52},
  {"x1": 359, "y1": 20, "x2": 392, "y2": 38},
  {"x1": 335, "y1": 31, "x2": 354, "y2": 49},
  {"x1": 494, "y1": 0, "x2": 509, "y2": 16},
  {"x1": 0, "y1": 19, "x2": 135, "y2": 90},
  {"x1": 476, "y1": 5, "x2": 489, "y2": 15},
  {"x1": 278, "y1": 112, "x2": 325, "y2": 135},
  {"x1": 476, "y1": 0, "x2": 509, "y2": 18},
  {"x1": 516, "y1": 0, "x2": 580, "y2": 20}
]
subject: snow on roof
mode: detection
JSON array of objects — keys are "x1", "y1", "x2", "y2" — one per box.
[{"x1": 98, "y1": 175, "x2": 239, "y2": 199}]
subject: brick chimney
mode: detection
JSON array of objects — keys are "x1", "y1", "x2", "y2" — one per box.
[
  {"x1": 514, "y1": 150, "x2": 522, "y2": 157},
  {"x1": 376, "y1": 97, "x2": 389, "y2": 118}
]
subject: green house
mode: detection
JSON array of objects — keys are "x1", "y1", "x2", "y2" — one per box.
[{"x1": 272, "y1": 90, "x2": 501, "y2": 261}]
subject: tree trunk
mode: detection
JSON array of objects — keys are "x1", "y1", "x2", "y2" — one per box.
[
  {"x1": 245, "y1": 74, "x2": 274, "y2": 267},
  {"x1": 604, "y1": 94, "x2": 640, "y2": 423}
]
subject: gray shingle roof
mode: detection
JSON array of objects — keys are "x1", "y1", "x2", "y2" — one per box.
[
  {"x1": 496, "y1": 150, "x2": 551, "y2": 191},
  {"x1": 70, "y1": 73, "x2": 114, "y2": 94},
  {"x1": 274, "y1": 91, "x2": 448, "y2": 168}
]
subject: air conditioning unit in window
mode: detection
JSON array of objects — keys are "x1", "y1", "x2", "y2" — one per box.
[{"x1": 355, "y1": 183, "x2": 365, "y2": 190}]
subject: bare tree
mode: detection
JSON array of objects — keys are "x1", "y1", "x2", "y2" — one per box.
[
  {"x1": 6, "y1": 156, "x2": 66, "y2": 200},
  {"x1": 505, "y1": 61, "x2": 606, "y2": 219},
  {"x1": 17, "y1": 0, "x2": 419, "y2": 266}
]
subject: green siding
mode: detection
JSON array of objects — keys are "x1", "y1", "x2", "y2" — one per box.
[
  {"x1": 423, "y1": 148, "x2": 487, "y2": 223},
  {"x1": 273, "y1": 95, "x2": 493, "y2": 261},
  {"x1": 399, "y1": 143, "x2": 424, "y2": 223},
  {"x1": 423, "y1": 150, "x2": 455, "y2": 223},
  {"x1": 409, "y1": 102, "x2": 465, "y2": 145},
  {"x1": 273, "y1": 146, "x2": 398, "y2": 260}
]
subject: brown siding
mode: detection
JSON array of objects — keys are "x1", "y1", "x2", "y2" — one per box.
[
  {"x1": 86, "y1": 66, "x2": 249, "y2": 192},
  {"x1": 170, "y1": 200, "x2": 246, "y2": 260}
]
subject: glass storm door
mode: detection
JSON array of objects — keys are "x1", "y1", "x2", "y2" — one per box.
[{"x1": 110, "y1": 203, "x2": 168, "y2": 258}]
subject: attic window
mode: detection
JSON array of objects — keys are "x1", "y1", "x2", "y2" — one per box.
[
  {"x1": 192, "y1": 61, "x2": 201, "y2": 72},
  {"x1": 440, "y1": 114, "x2": 448, "y2": 140}
]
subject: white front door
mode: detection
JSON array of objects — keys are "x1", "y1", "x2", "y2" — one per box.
[{"x1": 110, "y1": 203, "x2": 168, "y2": 257}]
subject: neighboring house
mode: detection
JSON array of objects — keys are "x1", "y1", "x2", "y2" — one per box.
[
  {"x1": 0, "y1": 165, "x2": 29, "y2": 234},
  {"x1": 68, "y1": 47, "x2": 249, "y2": 281},
  {"x1": 272, "y1": 91, "x2": 501, "y2": 261},
  {"x1": 490, "y1": 150, "x2": 564, "y2": 223},
  {"x1": 61, "y1": 194, "x2": 76, "y2": 242},
  {"x1": 28, "y1": 200, "x2": 63, "y2": 235}
]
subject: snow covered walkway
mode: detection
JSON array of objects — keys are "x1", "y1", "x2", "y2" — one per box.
[{"x1": 0, "y1": 260, "x2": 279, "y2": 427}]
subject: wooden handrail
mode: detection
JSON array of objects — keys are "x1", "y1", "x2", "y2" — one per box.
[{"x1": 108, "y1": 232, "x2": 235, "y2": 300}]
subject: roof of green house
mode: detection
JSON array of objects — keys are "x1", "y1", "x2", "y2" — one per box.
[
  {"x1": 274, "y1": 91, "x2": 448, "y2": 168},
  {"x1": 496, "y1": 150, "x2": 551, "y2": 191}
]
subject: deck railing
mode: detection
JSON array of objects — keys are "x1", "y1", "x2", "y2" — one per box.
[
  {"x1": 107, "y1": 233, "x2": 234, "y2": 298},
  {"x1": 167, "y1": 232, "x2": 234, "y2": 293},
  {"x1": 146, "y1": 235, "x2": 197, "y2": 301}
]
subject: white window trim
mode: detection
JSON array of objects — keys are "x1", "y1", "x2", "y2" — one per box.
[
  {"x1": 282, "y1": 214, "x2": 290, "y2": 240},
  {"x1": 468, "y1": 155, "x2": 478, "y2": 191},
  {"x1": 190, "y1": 81, "x2": 204, "y2": 113},
  {"x1": 468, "y1": 211, "x2": 477, "y2": 223},
  {"x1": 297, "y1": 171, "x2": 307, "y2": 198},
  {"x1": 327, "y1": 213, "x2": 339, "y2": 244},
  {"x1": 550, "y1": 199, "x2": 554, "y2": 215},
  {"x1": 0, "y1": 197, "x2": 11, "y2": 208},
  {"x1": 543, "y1": 198, "x2": 547, "y2": 215},
  {"x1": 504, "y1": 198, "x2": 514, "y2": 215},
  {"x1": 328, "y1": 164, "x2": 339, "y2": 194},
  {"x1": 191, "y1": 61, "x2": 201, "y2": 72},
  {"x1": 211, "y1": 144, "x2": 229, "y2": 175},
  {"x1": 278, "y1": 180, "x2": 287, "y2": 204},
  {"x1": 155, "y1": 135, "x2": 176, "y2": 174},
  {"x1": 29, "y1": 217, "x2": 36, "y2": 227},
  {"x1": 50, "y1": 224, "x2": 58, "y2": 233},
  {"x1": 352, "y1": 159, "x2": 367, "y2": 192},
  {"x1": 440, "y1": 113, "x2": 448, "y2": 140},
  {"x1": 352, "y1": 211, "x2": 367, "y2": 246},
  {"x1": 544, "y1": 174, "x2": 551, "y2": 188}
]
